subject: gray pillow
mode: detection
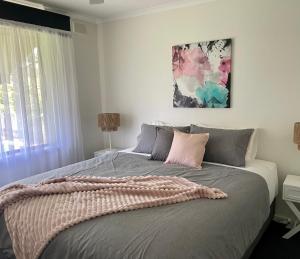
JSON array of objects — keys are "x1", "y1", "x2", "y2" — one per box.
[
  {"x1": 133, "y1": 124, "x2": 190, "y2": 154},
  {"x1": 150, "y1": 128, "x2": 174, "y2": 161},
  {"x1": 163, "y1": 125, "x2": 190, "y2": 133},
  {"x1": 133, "y1": 124, "x2": 157, "y2": 154},
  {"x1": 190, "y1": 125, "x2": 254, "y2": 167}
]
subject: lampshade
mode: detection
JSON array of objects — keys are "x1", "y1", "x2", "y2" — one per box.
[
  {"x1": 294, "y1": 122, "x2": 300, "y2": 150},
  {"x1": 98, "y1": 113, "x2": 120, "y2": 132}
]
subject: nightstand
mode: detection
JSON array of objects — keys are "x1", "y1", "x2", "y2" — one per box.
[
  {"x1": 282, "y1": 175, "x2": 300, "y2": 239},
  {"x1": 94, "y1": 148, "x2": 121, "y2": 157}
]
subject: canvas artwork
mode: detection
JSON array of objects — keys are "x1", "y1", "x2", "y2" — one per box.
[{"x1": 172, "y1": 39, "x2": 232, "y2": 108}]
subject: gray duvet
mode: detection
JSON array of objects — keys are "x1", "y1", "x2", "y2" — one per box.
[{"x1": 0, "y1": 152, "x2": 269, "y2": 259}]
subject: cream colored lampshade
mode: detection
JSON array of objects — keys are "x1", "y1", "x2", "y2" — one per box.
[
  {"x1": 98, "y1": 113, "x2": 120, "y2": 132},
  {"x1": 294, "y1": 122, "x2": 300, "y2": 150}
]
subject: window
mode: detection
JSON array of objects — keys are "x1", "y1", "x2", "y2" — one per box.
[
  {"x1": 0, "y1": 47, "x2": 46, "y2": 154},
  {"x1": 0, "y1": 20, "x2": 83, "y2": 186}
]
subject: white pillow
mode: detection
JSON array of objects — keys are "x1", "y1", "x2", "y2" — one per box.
[
  {"x1": 245, "y1": 129, "x2": 258, "y2": 160},
  {"x1": 195, "y1": 123, "x2": 258, "y2": 161},
  {"x1": 149, "y1": 120, "x2": 169, "y2": 126}
]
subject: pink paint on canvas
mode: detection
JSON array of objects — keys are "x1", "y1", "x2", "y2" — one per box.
[{"x1": 173, "y1": 39, "x2": 232, "y2": 108}]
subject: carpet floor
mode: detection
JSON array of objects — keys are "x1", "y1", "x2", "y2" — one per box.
[{"x1": 250, "y1": 221, "x2": 300, "y2": 259}]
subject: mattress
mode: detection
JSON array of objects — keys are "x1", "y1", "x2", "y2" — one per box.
[
  {"x1": 120, "y1": 148, "x2": 278, "y2": 204},
  {"x1": 0, "y1": 152, "x2": 271, "y2": 259}
]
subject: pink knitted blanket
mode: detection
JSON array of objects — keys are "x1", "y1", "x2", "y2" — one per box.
[{"x1": 0, "y1": 175, "x2": 227, "y2": 259}]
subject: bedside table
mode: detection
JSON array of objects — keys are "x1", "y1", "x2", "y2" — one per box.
[
  {"x1": 94, "y1": 148, "x2": 121, "y2": 157},
  {"x1": 282, "y1": 175, "x2": 300, "y2": 239}
]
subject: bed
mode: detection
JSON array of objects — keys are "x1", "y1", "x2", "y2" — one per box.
[{"x1": 0, "y1": 149, "x2": 278, "y2": 259}]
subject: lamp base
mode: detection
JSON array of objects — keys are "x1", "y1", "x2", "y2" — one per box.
[{"x1": 108, "y1": 132, "x2": 112, "y2": 150}]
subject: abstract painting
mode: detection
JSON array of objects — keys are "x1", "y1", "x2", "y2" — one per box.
[{"x1": 172, "y1": 39, "x2": 232, "y2": 108}]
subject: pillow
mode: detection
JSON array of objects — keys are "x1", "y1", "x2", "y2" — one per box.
[
  {"x1": 133, "y1": 124, "x2": 157, "y2": 154},
  {"x1": 150, "y1": 128, "x2": 174, "y2": 161},
  {"x1": 133, "y1": 124, "x2": 190, "y2": 154},
  {"x1": 150, "y1": 121, "x2": 191, "y2": 134},
  {"x1": 165, "y1": 131, "x2": 209, "y2": 168},
  {"x1": 165, "y1": 126, "x2": 190, "y2": 133},
  {"x1": 245, "y1": 129, "x2": 258, "y2": 160},
  {"x1": 190, "y1": 125, "x2": 253, "y2": 167},
  {"x1": 194, "y1": 123, "x2": 258, "y2": 160}
]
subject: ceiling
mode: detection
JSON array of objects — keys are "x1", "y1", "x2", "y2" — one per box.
[{"x1": 31, "y1": 0, "x2": 213, "y2": 22}]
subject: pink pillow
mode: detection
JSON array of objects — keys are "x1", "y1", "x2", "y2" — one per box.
[{"x1": 165, "y1": 131, "x2": 209, "y2": 168}]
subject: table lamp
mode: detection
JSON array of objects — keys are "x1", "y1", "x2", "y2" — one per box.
[
  {"x1": 98, "y1": 113, "x2": 120, "y2": 150},
  {"x1": 294, "y1": 122, "x2": 300, "y2": 150}
]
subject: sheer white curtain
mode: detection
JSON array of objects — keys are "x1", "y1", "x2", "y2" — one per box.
[{"x1": 0, "y1": 20, "x2": 84, "y2": 186}]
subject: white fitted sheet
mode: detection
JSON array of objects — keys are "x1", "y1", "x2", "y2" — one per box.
[
  {"x1": 120, "y1": 148, "x2": 278, "y2": 205},
  {"x1": 203, "y1": 159, "x2": 278, "y2": 205}
]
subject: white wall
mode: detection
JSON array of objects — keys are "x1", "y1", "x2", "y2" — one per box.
[
  {"x1": 73, "y1": 21, "x2": 103, "y2": 158},
  {"x1": 100, "y1": 0, "x2": 300, "y2": 218}
]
